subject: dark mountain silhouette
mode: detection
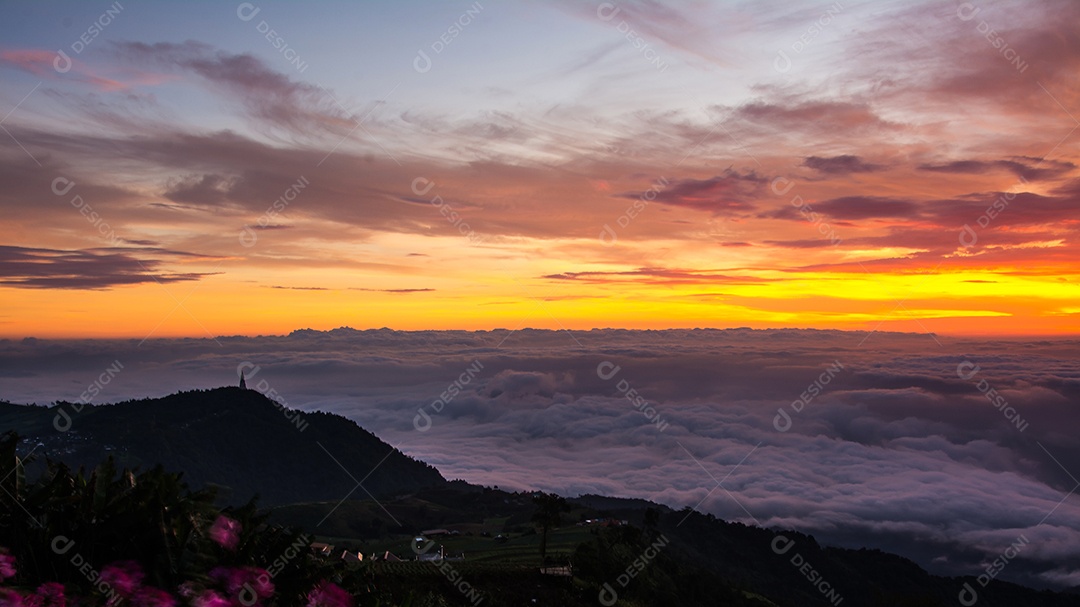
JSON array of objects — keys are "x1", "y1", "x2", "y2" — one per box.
[
  {"x1": 2, "y1": 388, "x2": 1077, "y2": 605},
  {"x1": 266, "y1": 486, "x2": 1079, "y2": 606},
  {"x1": 569, "y1": 495, "x2": 1080, "y2": 606},
  {"x1": 0, "y1": 387, "x2": 445, "y2": 505}
]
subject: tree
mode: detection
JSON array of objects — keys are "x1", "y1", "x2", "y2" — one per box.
[
  {"x1": 531, "y1": 492, "x2": 570, "y2": 563},
  {"x1": 643, "y1": 507, "x2": 661, "y2": 540},
  {"x1": 0, "y1": 432, "x2": 337, "y2": 604}
]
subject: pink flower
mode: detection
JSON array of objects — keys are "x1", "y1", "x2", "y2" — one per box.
[
  {"x1": 243, "y1": 565, "x2": 274, "y2": 600},
  {"x1": 177, "y1": 583, "x2": 198, "y2": 600},
  {"x1": 209, "y1": 567, "x2": 273, "y2": 606},
  {"x1": 131, "y1": 587, "x2": 176, "y2": 607},
  {"x1": 0, "y1": 588, "x2": 26, "y2": 607},
  {"x1": 306, "y1": 582, "x2": 352, "y2": 607},
  {"x1": 209, "y1": 516, "x2": 241, "y2": 551},
  {"x1": 192, "y1": 591, "x2": 231, "y2": 607},
  {"x1": 100, "y1": 561, "x2": 144, "y2": 599},
  {"x1": 208, "y1": 567, "x2": 239, "y2": 594},
  {"x1": 32, "y1": 583, "x2": 65, "y2": 607},
  {"x1": 0, "y1": 553, "x2": 15, "y2": 580}
]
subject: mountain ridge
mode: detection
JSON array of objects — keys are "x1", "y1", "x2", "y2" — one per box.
[
  {"x1": 2, "y1": 387, "x2": 1078, "y2": 605},
  {"x1": 0, "y1": 387, "x2": 445, "y2": 505}
]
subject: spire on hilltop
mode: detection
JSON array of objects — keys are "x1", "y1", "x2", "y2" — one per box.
[{"x1": 239, "y1": 369, "x2": 247, "y2": 390}]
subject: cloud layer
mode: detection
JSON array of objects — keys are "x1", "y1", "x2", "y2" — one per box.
[{"x1": 2, "y1": 328, "x2": 1077, "y2": 588}]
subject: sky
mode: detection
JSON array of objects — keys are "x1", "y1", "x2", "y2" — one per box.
[
  {"x1": 3, "y1": 328, "x2": 1078, "y2": 589},
  {"x1": 5, "y1": 1, "x2": 1080, "y2": 593},
  {"x1": 0, "y1": 0, "x2": 1078, "y2": 338}
]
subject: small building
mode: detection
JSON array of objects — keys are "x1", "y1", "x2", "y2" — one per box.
[{"x1": 310, "y1": 542, "x2": 335, "y2": 557}]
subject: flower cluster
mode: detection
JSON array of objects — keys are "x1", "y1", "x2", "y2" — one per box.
[
  {"x1": 0, "y1": 555, "x2": 67, "y2": 607},
  {"x1": 209, "y1": 516, "x2": 242, "y2": 552},
  {"x1": 306, "y1": 581, "x2": 352, "y2": 607},
  {"x1": 0, "y1": 583, "x2": 67, "y2": 607},
  {"x1": 0, "y1": 583, "x2": 65, "y2": 604},
  {"x1": 0, "y1": 556, "x2": 183, "y2": 607},
  {"x1": 0, "y1": 552, "x2": 16, "y2": 581},
  {"x1": 0, "y1": 523, "x2": 353, "y2": 607},
  {"x1": 101, "y1": 562, "x2": 144, "y2": 598},
  {"x1": 100, "y1": 562, "x2": 174, "y2": 607}
]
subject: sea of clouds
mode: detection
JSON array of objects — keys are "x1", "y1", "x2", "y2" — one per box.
[{"x1": 2, "y1": 327, "x2": 1078, "y2": 589}]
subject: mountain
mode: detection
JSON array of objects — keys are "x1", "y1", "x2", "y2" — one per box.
[
  {"x1": 0, "y1": 387, "x2": 445, "y2": 505},
  {"x1": 2, "y1": 388, "x2": 1078, "y2": 605},
  {"x1": 571, "y1": 496, "x2": 1080, "y2": 607},
  {"x1": 268, "y1": 487, "x2": 1080, "y2": 606}
]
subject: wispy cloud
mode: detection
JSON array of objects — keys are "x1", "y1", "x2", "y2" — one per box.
[{"x1": 0, "y1": 245, "x2": 217, "y2": 289}]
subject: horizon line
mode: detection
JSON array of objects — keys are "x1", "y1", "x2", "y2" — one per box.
[{"x1": 6, "y1": 325, "x2": 1080, "y2": 341}]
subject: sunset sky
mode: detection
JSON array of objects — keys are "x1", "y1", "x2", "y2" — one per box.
[{"x1": 1, "y1": 0, "x2": 1078, "y2": 338}]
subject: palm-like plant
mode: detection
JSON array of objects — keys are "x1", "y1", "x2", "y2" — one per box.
[
  {"x1": 531, "y1": 492, "x2": 570, "y2": 564},
  {"x1": 0, "y1": 432, "x2": 341, "y2": 605}
]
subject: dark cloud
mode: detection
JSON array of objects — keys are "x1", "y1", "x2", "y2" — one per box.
[
  {"x1": 813, "y1": 196, "x2": 920, "y2": 220},
  {"x1": 0, "y1": 126, "x2": 662, "y2": 243},
  {"x1": 922, "y1": 191, "x2": 1079, "y2": 228},
  {"x1": 630, "y1": 169, "x2": 766, "y2": 214},
  {"x1": 0, "y1": 245, "x2": 217, "y2": 289},
  {"x1": 803, "y1": 155, "x2": 884, "y2": 174},
  {"x1": 351, "y1": 288, "x2": 436, "y2": 293},
  {"x1": 267, "y1": 286, "x2": 435, "y2": 293},
  {"x1": 731, "y1": 100, "x2": 901, "y2": 135},
  {"x1": 541, "y1": 267, "x2": 769, "y2": 285},
  {"x1": 762, "y1": 238, "x2": 838, "y2": 249},
  {"x1": 918, "y1": 157, "x2": 1075, "y2": 182},
  {"x1": 111, "y1": 41, "x2": 356, "y2": 137},
  {"x1": 269, "y1": 286, "x2": 329, "y2": 291},
  {"x1": 163, "y1": 174, "x2": 241, "y2": 206},
  {"x1": 765, "y1": 196, "x2": 919, "y2": 221},
  {"x1": 931, "y1": 1, "x2": 1080, "y2": 106}
]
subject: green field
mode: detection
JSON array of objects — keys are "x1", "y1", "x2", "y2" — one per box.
[{"x1": 353, "y1": 524, "x2": 594, "y2": 565}]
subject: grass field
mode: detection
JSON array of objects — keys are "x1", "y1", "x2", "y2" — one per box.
[{"x1": 340, "y1": 524, "x2": 596, "y2": 565}]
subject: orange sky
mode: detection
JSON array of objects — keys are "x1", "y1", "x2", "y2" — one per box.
[{"x1": 1, "y1": 1, "x2": 1078, "y2": 338}]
